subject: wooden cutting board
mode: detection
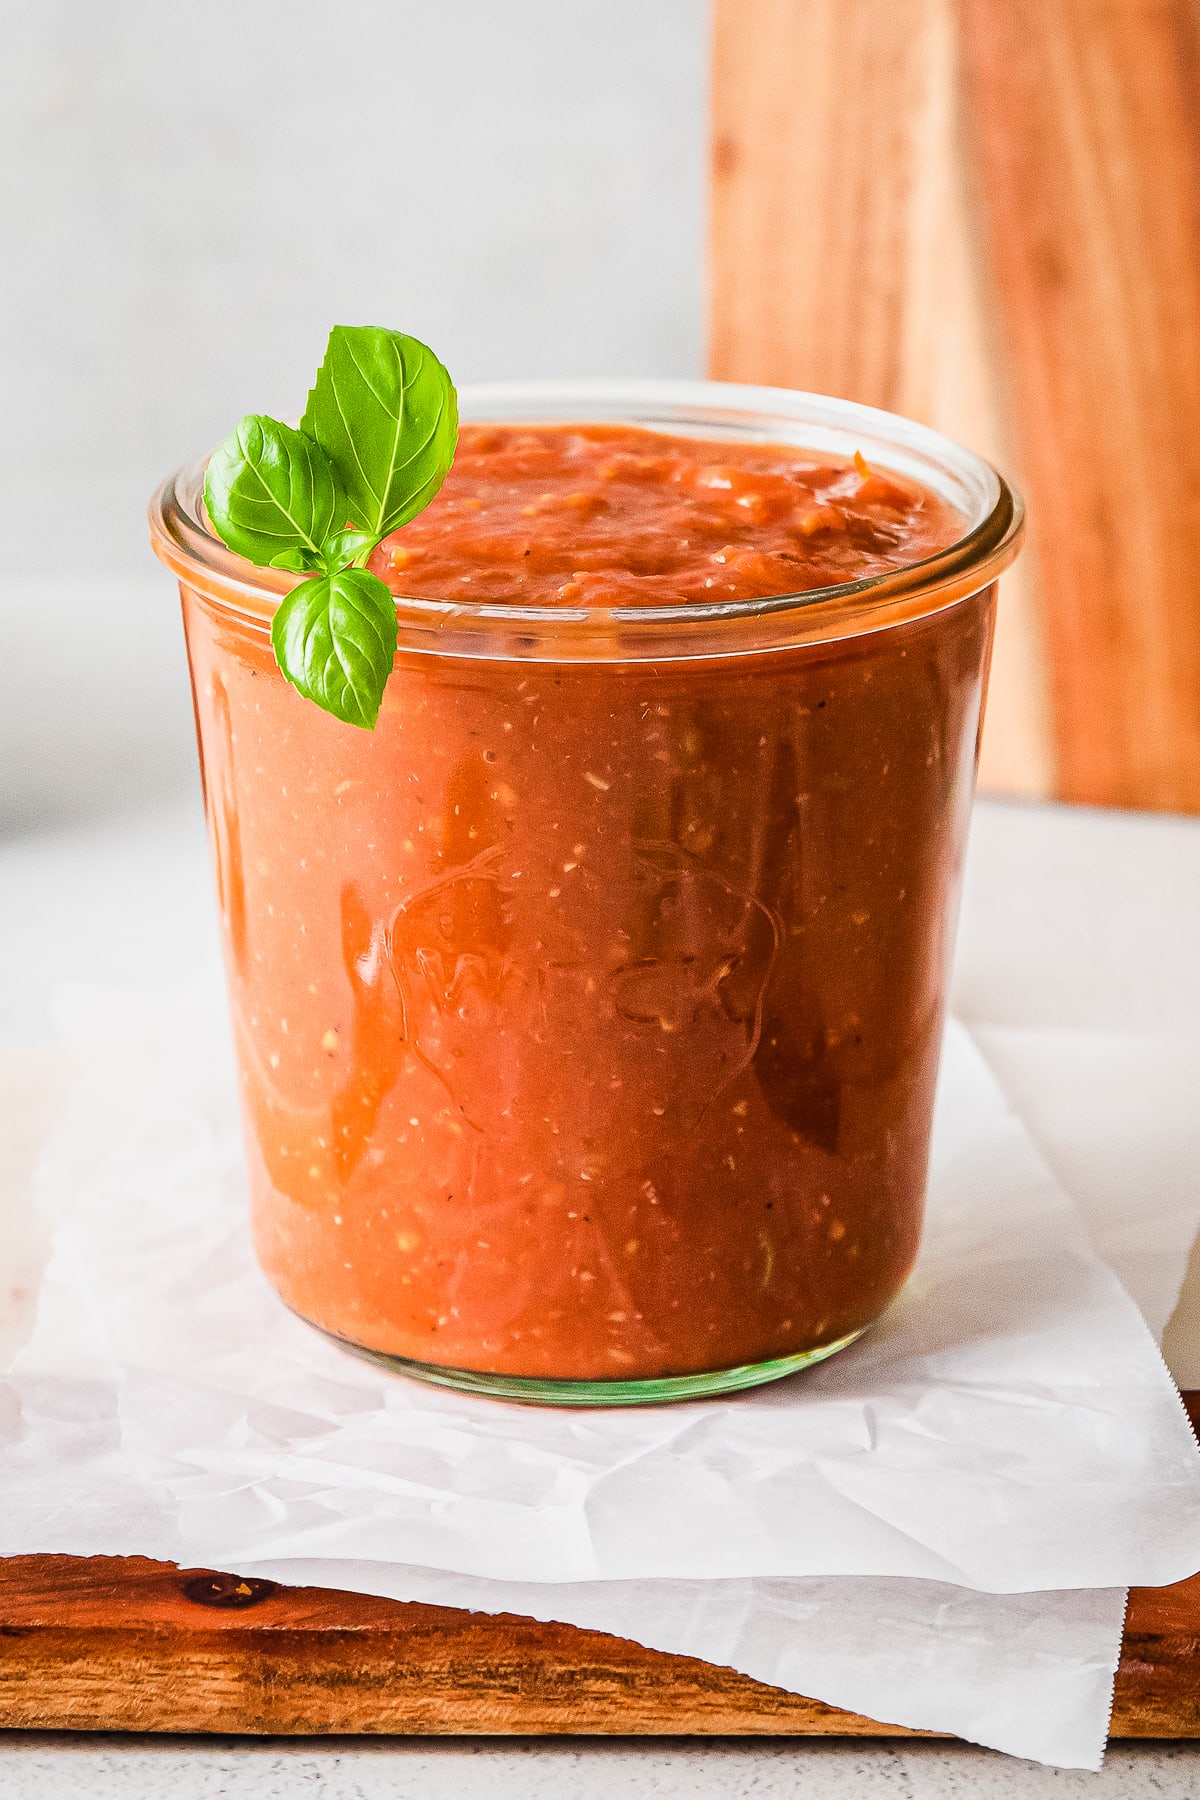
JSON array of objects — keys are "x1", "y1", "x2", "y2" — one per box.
[
  {"x1": 709, "y1": 0, "x2": 1200, "y2": 815},
  {"x1": 1, "y1": 1394, "x2": 1197, "y2": 1738}
]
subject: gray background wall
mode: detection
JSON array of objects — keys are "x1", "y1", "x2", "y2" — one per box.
[{"x1": 1, "y1": 0, "x2": 708, "y2": 826}]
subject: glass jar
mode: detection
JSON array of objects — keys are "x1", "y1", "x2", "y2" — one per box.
[{"x1": 149, "y1": 380, "x2": 1023, "y2": 1405}]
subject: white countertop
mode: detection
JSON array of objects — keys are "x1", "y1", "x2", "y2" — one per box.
[
  {"x1": 1, "y1": 1733, "x2": 1199, "y2": 1797},
  {"x1": 1, "y1": 792, "x2": 1198, "y2": 1793}
]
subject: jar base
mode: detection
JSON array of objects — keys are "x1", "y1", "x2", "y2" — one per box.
[{"x1": 307, "y1": 1320, "x2": 868, "y2": 1406}]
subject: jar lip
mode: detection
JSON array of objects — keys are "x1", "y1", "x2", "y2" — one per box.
[{"x1": 148, "y1": 377, "x2": 1023, "y2": 648}]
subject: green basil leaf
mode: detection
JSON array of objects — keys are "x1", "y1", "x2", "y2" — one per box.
[
  {"x1": 270, "y1": 568, "x2": 398, "y2": 730},
  {"x1": 205, "y1": 414, "x2": 345, "y2": 568},
  {"x1": 320, "y1": 526, "x2": 379, "y2": 572},
  {"x1": 301, "y1": 326, "x2": 458, "y2": 540},
  {"x1": 270, "y1": 546, "x2": 324, "y2": 574}
]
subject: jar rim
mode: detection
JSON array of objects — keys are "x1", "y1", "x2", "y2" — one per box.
[{"x1": 148, "y1": 378, "x2": 1023, "y2": 661}]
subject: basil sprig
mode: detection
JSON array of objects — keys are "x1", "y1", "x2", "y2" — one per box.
[
  {"x1": 204, "y1": 326, "x2": 457, "y2": 729},
  {"x1": 302, "y1": 327, "x2": 459, "y2": 541}
]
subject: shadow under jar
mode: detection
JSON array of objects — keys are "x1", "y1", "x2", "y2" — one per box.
[{"x1": 150, "y1": 380, "x2": 1023, "y2": 1405}]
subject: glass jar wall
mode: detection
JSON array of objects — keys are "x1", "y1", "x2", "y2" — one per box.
[{"x1": 151, "y1": 381, "x2": 1022, "y2": 1403}]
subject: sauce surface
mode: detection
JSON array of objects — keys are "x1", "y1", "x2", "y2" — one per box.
[
  {"x1": 373, "y1": 423, "x2": 965, "y2": 608},
  {"x1": 184, "y1": 420, "x2": 990, "y2": 1386}
]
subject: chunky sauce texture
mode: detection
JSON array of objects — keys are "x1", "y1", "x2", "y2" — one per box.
[
  {"x1": 372, "y1": 424, "x2": 964, "y2": 607},
  {"x1": 186, "y1": 423, "x2": 988, "y2": 1382}
]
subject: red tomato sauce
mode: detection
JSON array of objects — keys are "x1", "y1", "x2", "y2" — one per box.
[
  {"x1": 183, "y1": 422, "x2": 987, "y2": 1386},
  {"x1": 372, "y1": 424, "x2": 964, "y2": 607}
]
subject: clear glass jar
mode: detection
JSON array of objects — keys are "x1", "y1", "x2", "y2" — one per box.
[{"x1": 149, "y1": 380, "x2": 1023, "y2": 1404}]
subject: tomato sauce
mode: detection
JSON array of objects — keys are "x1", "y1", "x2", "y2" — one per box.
[
  {"x1": 179, "y1": 422, "x2": 991, "y2": 1390},
  {"x1": 373, "y1": 423, "x2": 961, "y2": 607}
]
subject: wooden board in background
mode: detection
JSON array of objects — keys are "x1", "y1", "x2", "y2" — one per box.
[
  {"x1": 1, "y1": 1397, "x2": 1197, "y2": 1738},
  {"x1": 710, "y1": 0, "x2": 1200, "y2": 813}
]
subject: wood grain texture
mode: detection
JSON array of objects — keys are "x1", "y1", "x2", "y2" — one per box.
[
  {"x1": 709, "y1": 0, "x2": 1055, "y2": 801},
  {"x1": 958, "y1": 0, "x2": 1200, "y2": 810},
  {"x1": 710, "y1": 0, "x2": 1200, "y2": 811},
  {"x1": 0, "y1": 1394, "x2": 1196, "y2": 1739},
  {"x1": 0, "y1": 1555, "x2": 910, "y2": 1738},
  {"x1": 711, "y1": 0, "x2": 976, "y2": 421}
]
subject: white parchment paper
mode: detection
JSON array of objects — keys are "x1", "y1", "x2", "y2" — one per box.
[
  {"x1": 971, "y1": 1025, "x2": 1200, "y2": 1345},
  {"x1": 2, "y1": 971, "x2": 1197, "y2": 1766}
]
